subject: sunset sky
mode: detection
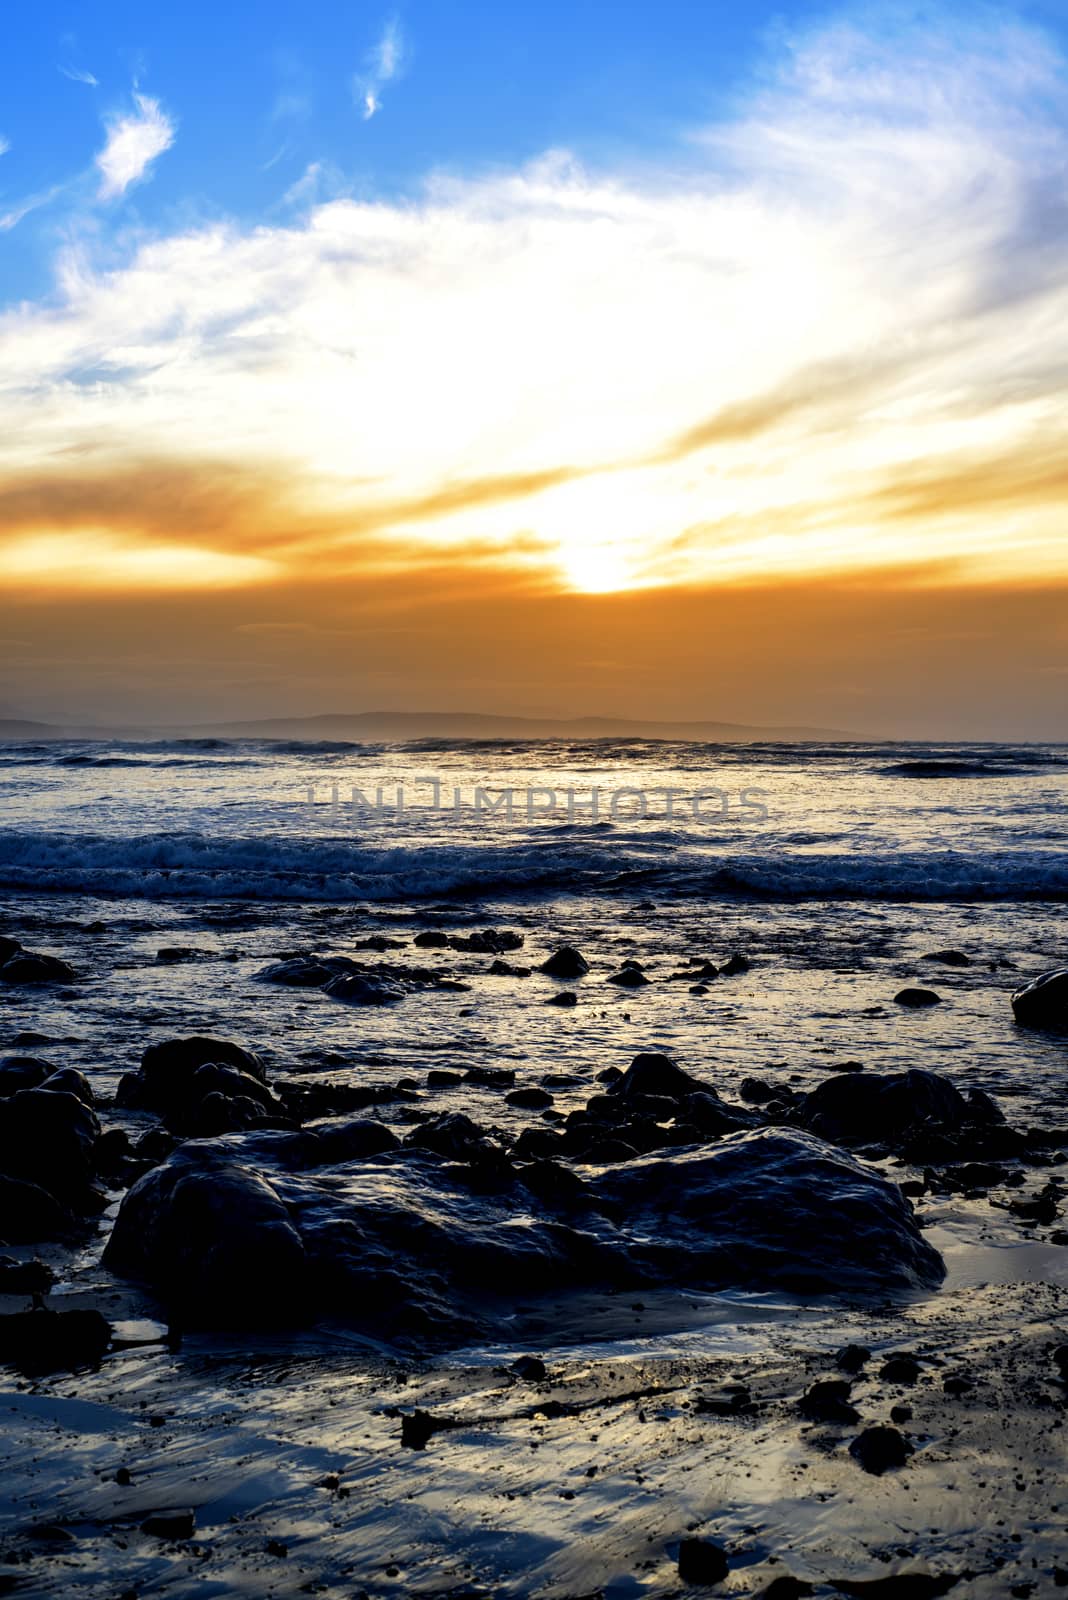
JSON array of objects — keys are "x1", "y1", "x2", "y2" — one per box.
[{"x1": 2, "y1": 1, "x2": 1067, "y2": 736}]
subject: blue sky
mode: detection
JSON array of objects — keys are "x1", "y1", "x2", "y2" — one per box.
[{"x1": 4, "y1": 0, "x2": 1062, "y2": 307}]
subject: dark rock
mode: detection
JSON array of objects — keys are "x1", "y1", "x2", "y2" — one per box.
[
  {"x1": 0, "y1": 1174, "x2": 75, "y2": 1241},
  {"x1": 719, "y1": 953, "x2": 750, "y2": 976},
  {"x1": 323, "y1": 970, "x2": 406, "y2": 1005},
  {"x1": 464, "y1": 1066, "x2": 517, "y2": 1088},
  {"x1": 450, "y1": 929, "x2": 523, "y2": 954},
  {"x1": 922, "y1": 950, "x2": 970, "y2": 967},
  {"x1": 39, "y1": 1066, "x2": 95, "y2": 1106},
  {"x1": 803, "y1": 1069, "x2": 972, "y2": 1146},
  {"x1": 0, "y1": 1056, "x2": 54, "y2": 1096},
  {"x1": 677, "y1": 1536, "x2": 730, "y2": 1585},
  {"x1": 0, "y1": 936, "x2": 22, "y2": 963},
  {"x1": 140, "y1": 1509, "x2": 196, "y2": 1541},
  {"x1": 547, "y1": 990, "x2": 578, "y2": 1007},
  {"x1": 0, "y1": 1088, "x2": 100, "y2": 1206},
  {"x1": 848, "y1": 1425, "x2": 914, "y2": 1474},
  {"x1": 607, "y1": 966, "x2": 650, "y2": 987},
  {"x1": 104, "y1": 1126, "x2": 943, "y2": 1340},
  {"x1": 761, "y1": 1580, "x2": 814, "y2": 1599},
  {"x1": 103, "y1": 1148, "x2": 310, "y2": 1325},
  {"x1": 835, "y1": 1344, "x2": 871, "y2": 1374},
  {"x1": 608, "y1": 1053, "x2": 708, "y2": 1103},
  {"x1": 0, "y1": 951, "x2": 76, "y2": 985},
  {"x1": 894, "y1": 988, "x2": 942, "y2": 1008},
  {"x1": 118, "y1": 1036, "x2": 266, "y2": 1118},
  {"x1": 427, "y1": 1069, "x2": 464, "y2": 1088},
  {"x1": 539, "y1": 947, "x2": 589, "y2": 979},
  {"x1": 879, "y1": 1354, "x2": 922, "y2": 1384},
  {"x1": 256, "y1": 953, "x2": 356, "y2": 985},
  {"x1": 739, "y1": 1077, "x2": 778, "y2": 1105},
  {"x1": 510, "y1": 1354, "x2": 547, "y2": 1382},
  {"x1": 404, "y1": 1112, "x2": 503, "y2": 1164},
  {"x1": 413, "y1": 930, "x2": 450, "y2": 948},
  {"x1": 798, "y1": 1379, "x2": 860, "y2": 1424},
  {"x1": 400, "y1": 1409, "x2": 457, "y2": 1450},
  {"x1": 506, "y1": 1087, "x2": 554, "y2": 1110},
  {"x1": 0, "y1": 1307, "x2": 110, "y2": 1375},
  {"x1": 489, "y1": 958, "x2": 533, "y2": 976},
  {"x1": 0, "y1": 1256, "x2": 54, "y2": 1295},
  {"x1": 830, "y1": 1574, "x2": 959, "y2": 1597},
  {"x1": 301, "y1": 1120, "x2": 401, "y2": 1164},
  {"x1": 1012, "y1": 969, "x2": 1068, "y2": 1031},
  {"x1": 353, "y1": 934, "x2": 407, "y2": 951},
  {"x1": 890, "y1": 1404, "x2": 913, "y2": 1424}
]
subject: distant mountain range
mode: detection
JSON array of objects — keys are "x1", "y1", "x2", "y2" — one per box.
[{"x1": 0, "y1": 710, "x2": 853, "y2": 742}]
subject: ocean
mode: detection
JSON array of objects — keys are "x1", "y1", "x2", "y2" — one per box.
[{"x1": 2, "y1": 738, "x2": 1067, "y2": 1596}]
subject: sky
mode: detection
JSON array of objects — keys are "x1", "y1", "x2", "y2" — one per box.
[{"x1": 1, "y1": 0, "x2": 1067, "y2": 735}]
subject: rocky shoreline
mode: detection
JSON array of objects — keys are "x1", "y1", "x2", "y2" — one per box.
[{"x1": 0, "y1": 918, "x2": 1066, "y2": 1595}]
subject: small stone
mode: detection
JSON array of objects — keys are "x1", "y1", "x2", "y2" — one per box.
[
  {"x1": 894, "y1": 988, "x2": 942, "y2": 1008},
  {"x1": 848, "y1": 1425, "x2": 914, "y2": 1475},
  {"x1": 835, "y1": 1344, "x2": 871, "y2": 1375},
  {"x1": 141, "y1": 1509, "x2": 195, "y2": 1540},
  {"x1": 677, "y1": 1536, "x2": 730, "y2": 1585}
]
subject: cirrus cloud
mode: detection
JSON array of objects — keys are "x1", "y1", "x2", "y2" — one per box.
[{"x1": 95, "y1": 92, "x2": 175, "y2": 200}]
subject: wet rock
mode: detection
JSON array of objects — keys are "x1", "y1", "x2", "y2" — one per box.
[
  {"x1": 413, "y1": 930, "x2": 450, "y2": 948},
  {"x1": 0, "y1": 1088, "x2": 100, "y2": 1207},
  {"x1": 0, "y1": 936, "x2": 22, "y2": 963},
  {"x1": 464, "y1": 1066, "x2": 516, "y2": 1088},
  {"x1": 894, "y1": 988, "x2": 942, "y2": 1008},
  {"x1": 0, "y1": 1256, "x2": 54, "y2": 1295},
  {"x1": 140, "y1": 1509, "x2": 196, "y2": 1541},
  {"x1": 547, "y1": 990, "x2": 578, "y2": 1007},
  {"x1": 539, "y1": 947, "x2": 589, "y2": 979},
  {"x1": 848, "y1": 1425, "x2": 914, "y2": 1474},
  {"x1": 739, "y1": 1077, "x2": 779, "y2": 1105},
  {"x1": 0, "y1": 1307, "x2": 110, "y2": 1375},
  {"x1": 300, "y1": 1120, "x2": 401, "y2": 1164},
  {"x1": 39, "y1": 1066, "x2": 95, "y2": 1106},
  {"x1": 0, "y1": 1056, "x2": 54, "y2": 1096},
  {"x1": 879, "y1": 1353, "x2": 922, "y2": 1384},
  {"x1": 399, "y1": 1409, "x2": 458, "y2": 1450},
  {"x1": 608, "y1": 1053, "x2": 708, "y2": 1103},
  {"x1": 403, "y1": 1112, "x2": 504, "y2": 1164},
  {"x1": 105, "y1": 1125, "x2": 943, "y2": 1340},
  {"x1": 835, "y1": 1344, "x2": 872, "y2": 1374},
  {"x1": 427, "y1": 1069, "x2": 463, "y2": 1088},
  {"x1": 489, "y1": 958, "x2": 533, "y2": 976},
  {"x1": 922, "y1": 949, "x2": 970, "y2": 967},
  {"x1": 103, "y1": 1147, "x2": 310, "y2": 1325},
  {"x1": 509, "y1": 1354, "x2": 547, "y2": 1381},
  {"x1": 1011, "y1": 969, "x2": 1068, "y2": 1031},
  {"x1": 257, "y1": 953, "x2": 353, "y2": 986},
  {"x1": 117, "y1": 1035, "x2": 267, "y2": 1121},
  {"x1": 449, "y1": 929, "x2": 523, "y2": 954},
  {"x1": 761, "y1": 1580, "x2": 814, "y2": 1599},
  {"x1": 830, "y1": 1574, "x2": 960, "y2": 1597},
  {"x1": 798, "y1": 1379, "x2": 860, "y2": 1423},
  {"x1": 506, "y1": 1087, "x2": 554, "y2": 1110},
  {"x1": 677, "y1": 1536, "x2": 730, "y2": 1585},
  {"x1": 0, "y1": 1174, "x2": 76, "y2": 1241},
  {"x1": 607, "y1": 966, "x2": 650, "y2": 987},
  {"x1": 719, "y1": 953, "x2": 751, "y2": 976},
  {"x1": 323, "y1": 970, "x2": 406, "y2": 1005},
  {"x1": 0, "y1": 950, "x2": 76, "y2": 985},
  {"x1": 803, "y1": 1069, "x2": 972, "y2": 1147}
]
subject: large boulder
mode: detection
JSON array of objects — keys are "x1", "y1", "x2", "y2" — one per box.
[
  {"x1": 0, "y1": 1174, "x2": 76, "y2": 1242},
  {"x1": 1012, "y1": 969, "x2": 1068, "y2": 1032},
  {"x1": 0, "y1": 951, "x2": 76, "y2": 985},
  {"x1": 0, "y1": 1056, "x2": 54, "y2": 1097},
  {"x1": 0, "y1": 1088, "x2": 100, "y2": 1207},
  {"x1": 104, "y1": 1124, "x2": 942, "y2": 1340},
  {"x1": 803, "y1": 1069, "x2": 969, "y2": 1143},
  {"x1": 103, "y1": 1146, "x2": 310, "y2": 1323},
  {"x1": 116, "y1": 1036, "x2": 266, "y2": 1118}
]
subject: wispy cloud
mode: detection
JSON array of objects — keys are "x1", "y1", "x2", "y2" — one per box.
[
  {"x1": 95, "y1": 93, "x2": 175, "y2": 200},
  {"x1": 0, "y1": 135, "x2": 9, "y2": 158},
  {"x1": 59, "y1": 64, "x2": 99, "y2": 88},
  {"x1": 0, "y1": 182, "x2": 67, "y2": 233},
  {"x1": 1, "y1": 9, "x2": 1067, "y2": 604},
  {"x1": 354, "y1": 16, "x2": 406, "y2": 120}
]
